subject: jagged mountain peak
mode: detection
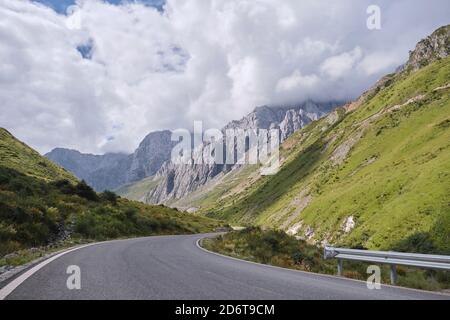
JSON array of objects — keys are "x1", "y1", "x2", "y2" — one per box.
[
  {"x1": 139, "y1": 130, "x2": 173, "y2": 145},
  {"x1": 138, "y1": 100, "x2": 341, "y2": 204},
  {"x1": 225, "y1": 101, "x2": 341, "y2": 132},
  {"x1": 405, "y1": 24, "x2": 450, "y2": 71}
]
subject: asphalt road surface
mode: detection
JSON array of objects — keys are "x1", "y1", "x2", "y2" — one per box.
[{"x1": 3, "y1": 234, "x2": 449, "y2": 300}]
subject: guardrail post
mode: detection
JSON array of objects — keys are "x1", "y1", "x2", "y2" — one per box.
[
  {"x1": 337, "y1": 259, "x2": 343, "y2": 276},
  {"x1": 323, "y1": 246, "x2": 450, "y2": 282},
  {"x1": 390, "y1": 264, "x2": 397, "y2": 285}
]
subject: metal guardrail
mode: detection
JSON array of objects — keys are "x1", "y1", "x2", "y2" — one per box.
[{"x1": 324, "y1": 246, "x2": 450, "y2": 285}]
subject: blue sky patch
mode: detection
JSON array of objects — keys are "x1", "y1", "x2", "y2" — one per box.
[
  {"x1": 76, "y1": 40, "x2": 94, "y2": 60},
  {"x1": 34, "y1": 0, "x2": 165, "y2": 14}
]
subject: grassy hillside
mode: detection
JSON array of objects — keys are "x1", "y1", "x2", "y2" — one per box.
[
  {"x1": 202, "y1": 56, "x2": 450, "y2": 254},
  {"x1": 0, "y1": 129, "x2": 226, "y2": 259},
  {"x1": 0, "y1": 128, "x2": 77, "y2": 183}
]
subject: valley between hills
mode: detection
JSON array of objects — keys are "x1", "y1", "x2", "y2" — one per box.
[
  {"x1": 46, "y1": 25, "x2": 450, "y2": 254},
  {"x1": 1, "y1": 25, "x2": 449, "y2": 292}
]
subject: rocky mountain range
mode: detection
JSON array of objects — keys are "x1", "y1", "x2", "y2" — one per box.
[
  {"x1": 47, "y1": 101, "x2": 340, "y2": 195},
  {"x1": 145, "y1": 101, "x2": 341, "y2": 204},
  {"x1": 224, "y1": 101, "x2": 337, "y2": 140},
  {"x1": 49, "y1": 25, "x2": 450, "y2": 207},
  {"x1": 46, "y1": 130, "x2": 176, "y2": 191}
]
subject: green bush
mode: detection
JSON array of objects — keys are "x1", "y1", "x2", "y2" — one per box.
[
  {"x1": 204, "y1": 227, "x2": 334, "y2": 272},
  {"x1": 101, "y1": 190, "x2": 119, "y2": 205},
  {"x1": 75, "y1": 180, "x2": 99, "y2": 201}
]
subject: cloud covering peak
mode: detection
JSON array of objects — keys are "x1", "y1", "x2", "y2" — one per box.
[{"x1": 1, "y1": 0, "x2": 449, "y2": 154}]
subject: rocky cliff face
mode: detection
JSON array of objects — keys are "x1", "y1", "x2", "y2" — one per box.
[
  {"x1": 46, "y1": 101, "x2": 339, "y2": 197},
  {"x1": 45, "y1": 148, "x2": 128, "y2": 190},
  {"x1": 126, "y1": 130, "x2": 177, "y2": 182},
  {"x1": 145, "y1": 101, "x2": 341, "y2": 204},
  {"x1": 224, "y1": 101, "x2": 335, "y2": 136},
  {"x1": 405, "y1": 25, "x2": 450, "y2": 71},
  {"x1": 46, "y1": 130, "x2": 175, "y2": 191}
]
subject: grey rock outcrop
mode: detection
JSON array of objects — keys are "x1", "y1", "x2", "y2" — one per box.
[
  {"x1": 223, "y1": 101, "x2": 336, "y2": 136},
  {"x1": 126, "y1": 130, "x2": 177, "y2": 182},
  {"x1": 405, "y1": 25, "x2": 450, "y2": 71},
  {"x1": 145, "y1": 101, "x2": 341, "y2": 204}
]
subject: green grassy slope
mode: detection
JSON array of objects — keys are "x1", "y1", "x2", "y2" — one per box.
[
  {"x1": 0, "y1": 128, "x2": 77, "y2": 183},
  {"x1": 0, "y1": 130, "x2": 225, "y2": 258},
  {"x1": 205, "y1": 56, "x2": 450, "y2": 253}
]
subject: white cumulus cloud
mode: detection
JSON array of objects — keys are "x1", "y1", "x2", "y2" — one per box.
[
  {"x1": 0, "y1": 0, "x2": 449, "y2": 154},
  {"x1": 320, "y1": 47, "x2": 363, "y2": 79}
]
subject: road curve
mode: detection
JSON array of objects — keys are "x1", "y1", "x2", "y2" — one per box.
[{"x1": 3, "y1": 234, "x2": 449, "y2": 300}]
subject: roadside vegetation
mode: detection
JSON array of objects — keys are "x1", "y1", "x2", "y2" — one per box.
[
  {"x1": 203, "y1": 228, "x2": 450, "y2": 291},
  {"x1": 0, "y1": 166, "x2": 225, "y2": 264},
  {"x1": 0, "y1": 127, "x2": 227, "y2": 267},
  {"x1": 204, "y1": 55, "x2": 450, "y2": 255}
]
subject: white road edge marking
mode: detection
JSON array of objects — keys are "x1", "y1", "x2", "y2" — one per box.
[
  {"x1": 0, "y1": 234, "x2": 182, "y2": 300},
  {"x1": 0, "y1": 243, "x2": 96, "y2": 300},
  {"x1": 195, "y1": 238, "x2": 450, "y2": 298}
]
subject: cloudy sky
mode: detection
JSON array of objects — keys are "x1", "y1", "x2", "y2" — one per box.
[{"x1": 1, "y1": 0, "x2": 449, "y2": 154}]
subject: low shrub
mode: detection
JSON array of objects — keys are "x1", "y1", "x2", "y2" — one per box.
[{"x1": 203, "y1": 227, "x2": 450, "y2": 291}]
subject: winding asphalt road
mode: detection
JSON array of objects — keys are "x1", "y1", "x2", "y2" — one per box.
[{"x1": 2, "y1": 234, "x2": 449, "y2": 300}]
